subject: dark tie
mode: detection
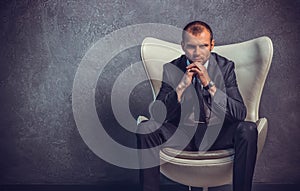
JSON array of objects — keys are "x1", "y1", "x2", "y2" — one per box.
[
  {"x1": 193, "y1": 77, "x2": 208, "y2": 151},
  {"x1": 193, "y1": 77, "x2": 207, "y2": 124}
]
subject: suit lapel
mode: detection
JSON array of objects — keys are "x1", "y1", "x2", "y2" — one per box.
[
  {"x1": 207, "y1": 54, "x2": 225, "y2": 91},
  {"x1": 176, "y1": 55, "x2": 188, "y2": 73},
  {"x1": 207, "y1": 54, "x2": 217, "y2": 80}
]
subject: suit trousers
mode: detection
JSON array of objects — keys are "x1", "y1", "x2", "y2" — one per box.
[{"x1": 137, "y1": 120, "x2": 258, "y2": 191}]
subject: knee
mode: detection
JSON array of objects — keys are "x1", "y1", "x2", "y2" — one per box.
[
  {"x1": 136, "y1": 121, "x2": 152, "y2": 143},
  {"x1": 235, "y1": 121, "x2": 258, "y2": 143},
  {"x1": 136, "y1": 120, "x2": 162, "y2": 148},
  {"x1": 136, "y1": 120, "x2": 160, "y2": 134}
]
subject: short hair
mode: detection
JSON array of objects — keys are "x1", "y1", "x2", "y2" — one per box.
[{"x1": 182, "y1": 21, "x2": 213, "y2": 42}]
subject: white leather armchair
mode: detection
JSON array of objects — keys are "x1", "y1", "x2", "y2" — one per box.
[{"x1": 137, "y1": 36, "x2": 273, "y2": 190}]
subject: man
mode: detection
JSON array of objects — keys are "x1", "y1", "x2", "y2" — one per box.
[{"x1": 137, "y1": 21, "x2": 258, "y2": 191}]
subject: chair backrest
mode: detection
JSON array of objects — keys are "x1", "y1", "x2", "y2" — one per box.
[{"x1": 141, "y1": 37, "x2": 273, "y2": 122}]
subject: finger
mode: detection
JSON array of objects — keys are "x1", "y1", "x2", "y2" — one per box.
[
  {"x1": 193, "y1": 61, "x2": 202, "y2": 67},
  {"x1": 187, "y1": 66, "x2": 202, "y2": 73},
  {"x1": 189, "y1": 67, "x2": 202, "y2": 73},
  {"x1": 187, "y1": 67, "x2": 199, "y2": 72},
  {"x1": 195, "y1": 63, "x2": 206, "y2": 70},
  {"x1": 186, "y1": 70, "x2": 196, "y2": 77},
  {"x1": 187, "y1": 63, "x2": 205, "y2": 71},
  {"x1": 186, "y1": 63, "x2": 197, "y2": 69}
]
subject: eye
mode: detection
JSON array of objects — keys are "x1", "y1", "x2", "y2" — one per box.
[
  {"x1": 186, "y1": 45, "x2": 196, "y2": 49},
  {"x1": 199, "y1": 44, "x2": 209, "y2": 48}
]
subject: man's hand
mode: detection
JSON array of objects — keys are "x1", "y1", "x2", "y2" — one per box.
[
  {"x1": 176, "y1": 69, "x2": 195, "y2": 102},
  {"x1": 186, "y1": 62, "x2": 216, "y2": 96},
  {"x1": 186, "y1": 62, "x2": 211, "y2": 86}
]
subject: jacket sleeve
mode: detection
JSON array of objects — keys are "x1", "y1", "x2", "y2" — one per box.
[
  {"x1": 211, "y1": 61, "x2": 247, "y2": 122},
  {"x1": 153, "y1": 64, "x2": 181, "y2": 124}
]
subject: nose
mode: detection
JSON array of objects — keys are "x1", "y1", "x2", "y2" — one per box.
[{"x1": 194, "y1": 46, "x2": 201, "y2": 56}]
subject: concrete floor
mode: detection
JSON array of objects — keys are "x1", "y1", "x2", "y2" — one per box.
[{"x1": 0, "y1": 184, "x2": 299, "y2": 191}]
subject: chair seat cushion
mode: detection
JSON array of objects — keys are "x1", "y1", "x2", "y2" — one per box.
[{"x1": 161, "y1": 148, "x2": 235, "y2": 160}]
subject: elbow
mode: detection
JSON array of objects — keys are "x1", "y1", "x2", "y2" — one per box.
[
  {"x1": 231, "y1": 104, "x2": 247, "y2": 122},
  {"x1": 240, "y1": 105, "x2": 247, "y2": 121}
]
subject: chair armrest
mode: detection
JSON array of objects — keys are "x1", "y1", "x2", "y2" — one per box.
[
  {"x1": 137, "y1": 115, "x2": 149, "y2": 125},
  {"x1": 256, "y1": 118, "x2": 268, "y2": 158}
]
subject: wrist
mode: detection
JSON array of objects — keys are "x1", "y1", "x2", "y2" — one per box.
[
  {"x1": 176, "y1": 83, "x2": 186, "y2": 102},
  {"x1": 204, "y1": 80, "x2": 215, "y2": 90},
  {"x1": 176, "y1": 82, "x2": 187, "y2": 92},
  {"x1": 208, "y1": 85, "x2": 216, "y2": 96}
]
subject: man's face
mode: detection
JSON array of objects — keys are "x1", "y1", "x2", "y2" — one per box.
[{"x1": 181, "y1": 29, "x2": 214, "y2": 64}]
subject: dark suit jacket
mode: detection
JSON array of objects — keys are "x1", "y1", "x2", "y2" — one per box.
[{"x1": 155, "y1": 53, "x2": 247, "y2": 128}]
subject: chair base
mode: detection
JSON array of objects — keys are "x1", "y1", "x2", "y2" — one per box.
[
  {"x1": 160, "y1": 150, "x2": 234, "y2": 188},
  {"x1": 188, "y1": 186, "x2": 208, "y2": 191}
]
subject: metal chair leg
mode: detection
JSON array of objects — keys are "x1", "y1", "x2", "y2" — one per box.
[
  {"x1": 203, "y1": 187, "x2": 208, "y2": 191},
  {"x1": 188, "y1": 186, "x2": 191, "y2": 191}
]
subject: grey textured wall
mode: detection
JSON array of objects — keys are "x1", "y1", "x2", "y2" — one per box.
[{"x1": 0, "y1": 0, "x2": 299, "y2": 185}]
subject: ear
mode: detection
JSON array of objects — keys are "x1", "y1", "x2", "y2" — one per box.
[
  {"x1": 181, "y1": 41, "x2": 185, "y2": 50},
  {"x1": 210, "y1": 39, "x2": 215, "y2": 51}
]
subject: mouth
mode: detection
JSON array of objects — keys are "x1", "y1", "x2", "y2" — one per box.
[{"x1": 192, "y1": 58, "x2": 203, "y2": 62}]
